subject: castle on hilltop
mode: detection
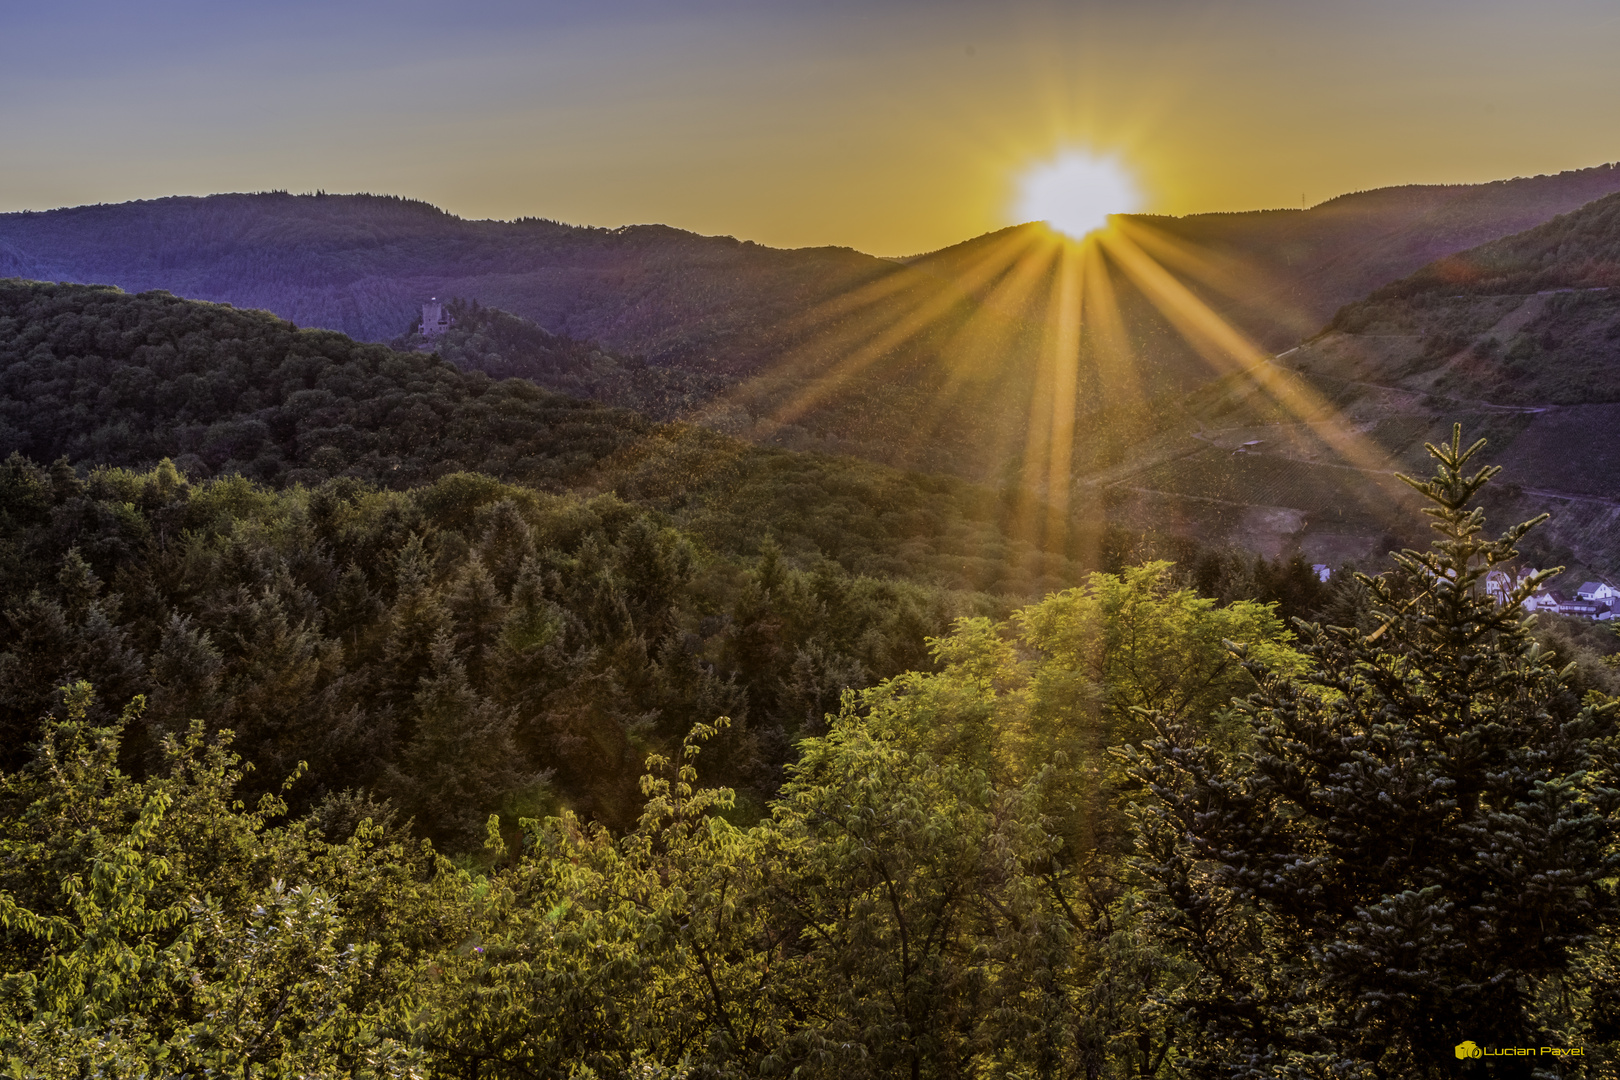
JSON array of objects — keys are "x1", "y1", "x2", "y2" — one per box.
[{"x1": 421, "y1": 298, "x2": 451, "y2": 338}]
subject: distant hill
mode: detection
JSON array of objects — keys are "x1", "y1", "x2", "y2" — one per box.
[
  {"x1": 1355, "y1": 189, "x2": 1620, "y2": 301},
  {"x1": 4, "y1": 166, "x2": 1619, "y2": 487},
  {"x1": 0, "y1": 192, "x2": 890, "y2": 362},
  {"x1": 1086, "y1": 190, "x2": 1620, "y2": 578},
  {"x1": 1130, "y1": 167, "x2": 1620, "y2": 345}
]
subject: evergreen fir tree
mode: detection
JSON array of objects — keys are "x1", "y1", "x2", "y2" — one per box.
[
  {"x1": 144, "y1": 612, "x2": 224, "y2": 752},
  {"x1": 446, "y1": 554, "x2": 506, "y2": 688},
  {"x1": 384, "y1": 631, "x2": 531, "y2": 849},
  {"x1": 1128, "y1": 427, "x2": 1620, "y2": 1077}
]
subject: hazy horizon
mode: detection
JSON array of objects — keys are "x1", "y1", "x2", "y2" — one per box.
[{"x1": 5, "y1": 0, "x2": 1620, "y2": 256}]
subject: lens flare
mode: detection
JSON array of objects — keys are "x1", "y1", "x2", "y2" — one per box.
[
  {"x1": 639, "y1": 158, "x2": 1404, "y2": 580},
  {"x1": 1014, "y1": 151, "x2": 1142, "y2": 239}
]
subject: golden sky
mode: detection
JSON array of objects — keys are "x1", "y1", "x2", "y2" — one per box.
[{"x1": 3, "y1": 1, "x2": 1619, "y2": 255}]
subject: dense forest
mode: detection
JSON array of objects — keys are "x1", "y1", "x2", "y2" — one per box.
[
  {"x1": 3, "y1": 431, "x2": 1618, "y2": 1076},
  {"x1": 396, "y1": 299, "x2": 730, "y2": 423},
  {"x1": 0, "y1": 280, "x2": 1347, "y2": 841},
  {"x1": 0, "y1": 278, "x2": 1127, "y2": 595}
]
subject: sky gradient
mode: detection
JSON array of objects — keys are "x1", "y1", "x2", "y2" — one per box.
[{"x1": 3, "y1": 0, "x2": 1619, "y2": 255}]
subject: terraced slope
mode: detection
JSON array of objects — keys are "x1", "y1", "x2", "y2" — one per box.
[{"x1": 1085, "y1": 193, "x2": 1620, "y2": 578}]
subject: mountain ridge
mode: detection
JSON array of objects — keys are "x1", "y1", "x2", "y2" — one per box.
[{"x1": 7, "y1": 165, "x2": 1620, "y2": 537}]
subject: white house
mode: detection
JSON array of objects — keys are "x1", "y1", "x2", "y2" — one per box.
[
  {"x1": 1576, "y1": 581, "x2": 1620, "y2": 602},
  {"x1": 1515, "y1": 582, "x2": 1620, "y2": 621},
  {"x1": 1520, "y1": 589, "x2": 1562, "y2": 615},
  {"x1": 1484, "y1": 569, "x2": 1513, "y2": 604}
]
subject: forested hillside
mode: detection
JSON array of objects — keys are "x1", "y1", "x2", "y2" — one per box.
[
  {"x1": 0, "y1": 276, "x2": 1367, "y2": 843},
  {"x1": 1360, "y1": 188, "x2": 1620, "y2": 300},
  {"x1": 0, "y1": 277, "x2": 1347, "y2": 836},
  {"x1": 6, "y1": 197, "x2": 1620, "y2": 1074},
  {"x1": 0, "y1": 278, "x2": 1093, "y2": 847},
  {"x1": 0, "y1": 456, "x2": 1002, "y2": 837},
  {"x1": 0, "y1": 278, "x2": 1118, "y2": 595},
  {"x1": 1127, "y1": 164, "x2": 1620, "y2": 343},
  {"x1": 1297, "y1": 189, "x2": 1620, "y2": 416},
  {"x1": 394, "y1": 299, "x2": 729, "y2": 422},
  {"x1": 8, "y1": 169, "x2": 1617, "y2": 356},
  {"x1": 0, "y1": 193, "x2": 889, "y2": 357}
]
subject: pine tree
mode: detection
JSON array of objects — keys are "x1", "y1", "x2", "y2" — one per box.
[
  {"x1": 446, "y1": 554, "x2": 507, "y2": 687},
  {"x1": 1128, "y1": 428, "x2": 1620, "y2": 1077},
  {"x1": 384, "y1": 631, "x2": 532, "y2": 849},
  {"x1": 378, "y1": 533, "x2": 451, "y2": 721},
  {"x1": 143, "y1": 613, "x2": 224, "y2": 760}
]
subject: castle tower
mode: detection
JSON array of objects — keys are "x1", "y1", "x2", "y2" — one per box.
[{"x1": 421, "y1": 298, "x2": 450, "y2": 337}]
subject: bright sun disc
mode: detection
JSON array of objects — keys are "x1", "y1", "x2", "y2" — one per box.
[{"x1": 1014, "y1": 151, "x2": 1142, "y2": 239}]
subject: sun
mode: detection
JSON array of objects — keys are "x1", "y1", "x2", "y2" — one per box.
[{"x1": 1013, "y1": 150, "x2": 1142, "y2": 240}]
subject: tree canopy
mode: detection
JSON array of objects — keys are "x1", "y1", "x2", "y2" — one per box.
[{"x1": 2, "y1": 276, "x2": 1616, "y2": 1077}]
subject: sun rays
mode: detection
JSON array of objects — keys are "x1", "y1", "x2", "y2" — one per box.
[{"x1": 684, "y1": 207, "x2": 1404, "y2": 564}]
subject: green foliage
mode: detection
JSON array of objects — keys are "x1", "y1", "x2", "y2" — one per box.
[
  {"x1": 3, "y1": 444, "x2": 1610, "y2": 1076},
  {"x1": 0, "y1": 549, "x2": 1303, "y2": 1077},
  {"x1": 0, "y1": 683, "x2": 442, "y2": 1078},
  {"x1": 0, "y1": 278, "x2": 1119, "y2": 594},
  {"x1": 754, "y1": 711, "x2": 1077, "y2": 1077},
  {"x1": 5, "y1": 264, "x2": 1614, "y2": 1080},
  {"x1": 1126, "y1": 427, "x2": 1620, "y2": 1077},
  {"x1": 412, "y1": 696, "x2": 1087, "y2": 1078},
  {"x1": 0, "y1": 279, "x2": 645, "y2": 490}
]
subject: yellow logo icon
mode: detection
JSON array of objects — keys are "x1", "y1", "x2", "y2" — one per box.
[{"x1": 1455, "y1": 1041, "x2": 1482, "y2": 1059}]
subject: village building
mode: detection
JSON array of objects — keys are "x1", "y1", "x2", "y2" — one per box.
[
  {"x1": 1489, "y1": 569, "x2": 1620, "y2": 620},
  {"x1": 1558, "y1": 594, "x2": 1604, "y2": 619},
  {"x1": 1577, "y1": 581, "x2": 1620, "y2": 603},
  {"x1": 1520, "y1": 587, "x2": 1563, "y2": 615},
  {"x1": 1484, "y1": 569, "x2": 1514, "y2": 605}
]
